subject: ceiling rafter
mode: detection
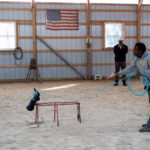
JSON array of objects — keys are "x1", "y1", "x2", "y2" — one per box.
[{"x1": 138, "y1": 0, "x2": 143, "y2": 8}]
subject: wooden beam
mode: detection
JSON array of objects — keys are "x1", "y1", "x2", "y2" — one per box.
[
  {"x1": 18, "y1": 22, "x2": 32, "y2": 25},
  {"x1": 92, "y1": 9, "x2": 136, "y2": 12},
  {"x1": 90, "y1": 3, "x2": 137, "y2": 6},
  {"x1": 0, "y1": 8, "x2": 31, "y2": 11},
  {"x1": 18, "y1": 36, "x2": 87, "y2": 39},
  {"x1": 125, "y1": 36, "x2": 136, "y2": 39},
  {"x1": 17, "y1": 22, "x2": 138, "y2": 26},
  {"x1": 16, "y1": 21, "x2": 18, "y2": 47},
  {"x1": 0, "y1": 7, "x2": 138, "y2": 13},
  {"x1": 17, "y1": 35, "x2": 136, "y2": 40},
  {"x1": 36, "y1": 22, "x2": 86, "y2": 26},
  {"x1": 91, "y1": 20, "x2": 137, "y2": 25},
  {"x1": 123, "y1": 23, "x2": 126, "y2": 43},
  {"x1": 86, "y1": 0, "x2": 92, "y2": 80},
  {"x1": 36, "y1": 8, "x2": 137, "y2": 12},
  {"x1": 141, "y1": 36, "x2": 150, "y2": 38},
  {"x1": 37, "y1": 37, "x2": 86, "y2": 79},
  {"x1": 0, "y1": 1, "x2": 136, "y2": 6},
  {"x1": 18, "y1": 36, "x2": 32, "y2": 39},
  {"x1": 32, "y1": 0, "x2": 37, "y2": 80},
  {"x1": 0, "y1": 62, "x2": 131, "y2": 68},
  {"x1": 137, "y1": 0, "x2": 142, "y2": 42},
  {"x1": 142, "y1": 10, "x2": 150, "y2": 13},
  {"x1": 0, "y1": 20, "x2": 32, "y2": 23},
  {"x1": 36, "y1": 8, "x2": 85, "y2": 12},
  {"x1": 0, "y1": 1, "x2": 31, "y2": 4},
  {"x1": 141, "y1": 24, "x2": 150, "y2": 26},
  {"x1": 39, "y1": 36, "x2": 86, "y2": 39},
  {"x1": 138, "y1": 0, "x2": 143, "y2": 8},
  {"x1": 102, "y1": 23, "x2": 105, "y2": 49},
  {"x1": 35, "y1": 2, "x2": 86, "y2": 5},
  {"x1": 0, "y1": 48, "x2": 139, "y2": 53}
]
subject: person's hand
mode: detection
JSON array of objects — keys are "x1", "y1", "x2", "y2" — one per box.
[
  {"x1": 137, "y1": 70, "x2": 141, "y2": 78},
  {"x1": 137, "y1": 71, "x2": 141, "y2": 76},
  {"x1": 107, "y1": 72, "x2": 118, "y2": 79},
  {"x1": 136, "y1": 68, "x2": 141, "y2": 76}
]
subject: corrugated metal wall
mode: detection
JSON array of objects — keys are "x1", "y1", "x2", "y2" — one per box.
[
  {"x1": 141, "y1": 6, "x2": 150, "y2": 49},
  {"x1": 91, "y1": 4, "x2": 137, "y2": 76},
  {"x1": 0, "y1": 3, "x2": 32, "y2": 79},
  {"x1": 36, "y1": 3, "x2": 87, "y2": 79},
  {"x1": 0, "y1": 2, "x2": 148, "y2": 80}
]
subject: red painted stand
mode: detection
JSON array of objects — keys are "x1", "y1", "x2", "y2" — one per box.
[{"x1": 35, "y1": 101, "x2": 81, "y2": 127}]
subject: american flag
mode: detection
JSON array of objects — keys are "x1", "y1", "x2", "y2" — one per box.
[{"x1": 46, "y1": 9, "x2": 79, "y2": 30}]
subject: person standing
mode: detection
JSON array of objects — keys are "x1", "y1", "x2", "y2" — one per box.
[
  {"x1": 108, "y1": 42, "x2": 150, "y2": 132},
  {"x1": 114, "y1": 40, "x2": 128, "y2": 86}
]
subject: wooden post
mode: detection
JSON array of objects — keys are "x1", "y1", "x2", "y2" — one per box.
[
  {"x1": 86, "y1": 0, "x2": 91, "y2": 80},
  {"x1": 137, "y1": 0, "x2": 143, "y2": 42},
  {"x1": 102, "y1": 22, "x2": 105, "y2": 49},
  {"x1": 16, "y1": 21, "x2": 18, "y2": 47},
  {"x1": 32, "y1": 0, "x2": 37, "y2": 80}
]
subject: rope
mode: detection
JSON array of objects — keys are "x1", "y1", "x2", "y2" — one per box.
[
  {"x1": 13, "y1": 47, "x2": 23, "y2": 65},
  {"x1": 0, "y1": 73, "x2": 149, "y2": 116},
  {"x1": 127, "y1": 73, "x2": 149, "y2": 96},
  {"x1": 0, "y1": 96, "x2": 31, "y2": 116},
  {"x1": 13, "y1": 47, "x2": 23, "y2": 60},
  {"x1": 40, "y1": 73, "x2": 150, "y2": 101},
  {"x1": 0, "y1": 92, "x2": 32, "y2": 107}
]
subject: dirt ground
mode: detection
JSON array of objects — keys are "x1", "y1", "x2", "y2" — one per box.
[{"x1": 0, "y1": 79, "x2": 150, "y2": 150}]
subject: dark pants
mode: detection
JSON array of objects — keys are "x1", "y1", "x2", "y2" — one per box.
[
  {"x1": 148, "y1": 88, "x2": 150, "y2": 103},
  {"x1": 144, "y1": 86, "x2": 150, "y2": 103},
  {"x1": 144, "y1": 87, "x2": 150, "y2": 128},
  {"x1": 115, "y1": 62, "x2": 126, "y2": 84}
]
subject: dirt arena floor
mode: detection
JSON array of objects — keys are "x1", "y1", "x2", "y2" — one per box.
[{"x1": 0, "y1": 79, "x2": 150, "y2": 150}]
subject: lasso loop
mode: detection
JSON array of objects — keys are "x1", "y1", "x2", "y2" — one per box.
[{"x1": 127, "y1": 73, "x2": 149, "y2": 96}]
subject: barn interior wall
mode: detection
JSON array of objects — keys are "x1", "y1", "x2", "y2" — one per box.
[{"x1": 0, "y1": 2, "x2": 148, "y2": 80}]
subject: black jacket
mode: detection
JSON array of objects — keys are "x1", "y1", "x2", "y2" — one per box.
[{"x1": 114, "y1": 44, "x2": 128, "y2": 62}]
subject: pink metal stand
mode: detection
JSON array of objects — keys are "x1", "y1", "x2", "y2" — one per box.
[{"x1": 35, "y1": 101, "x2": 81, "y2": 127}]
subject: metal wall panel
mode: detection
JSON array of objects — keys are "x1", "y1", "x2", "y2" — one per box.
[
  {"x1": 92, "y1": 66, "x2": 115, "y2": 77},
  {"x1": 0, "y1": 2, "x2": 33, "y2": 80},
  {"x1": 90, "y1": 5, "x2": 137, "y2": 77},
  {"x1": 141, "y1": 12, "x2": 150, "y2": 23},
  {"x1": 0, "y1": 67, "x2": 28, "y2": 79},
  {"x1": 0, "y1": 52, "x2": 32, "y2": 66},
  {"x1": 37, "y1": 39, "x2": 86, "y2": 50},
  {"x1": 18, "y1": 39, "x2": 33, "y2": 50},
  {"x1": 125, "y1": 39, "x2": 137, "y2": 49},
  {"x1": 141, "y1": 39, "x2": 150, "y2": 49},
  {"x1": 0, "y1": 3, "x2": 148, "y2": 79},
  {"x1": 0, "y1": 3, "x2": 31, "y2": 8},
  {"x1": 18, "y1": 25, "x2": 32, "y2": 36},
  {"x1": 37, "y1": 52, "x2": 86, "y2": 64},
  {"x1": 91, "y1": 25, "x2": 102, "y2": 36},
  {"x1": 92, "y1": 39, "x2": 102, "y2": 49},
  {"x1": 36, "y1": 25, "x2": 86, "y2": 36},
  {"x1": 36, "y1": 4, "x2": 86, "y2": 9},
  {"x1": 92, "y1": 51, "x2": 114, "y2": 63},
  {"x1": 38, "y1": 66, "x2": 86, "y2": 78},
  {"x1": 141, "y1": 6, "x2": 150, "y2": 50},
  {"x1": 125, "y1": 26, "x2": 137, "y2": 36},
  {"x1": 142, "y1": 6, "x2": 150, "y2": 10},
  {"x1": 0, "y1": 10, "x2": 31, "y2": 20},
  {"x1": 91, "y1": 12, "x2": 137, "y2": 21},
  {"x1": 141, "y1": 26, "x2": 149, "y2": 36},
  {"x1": 91, "y1": 5, "x2": 137, "y2": 10}
]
